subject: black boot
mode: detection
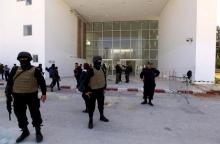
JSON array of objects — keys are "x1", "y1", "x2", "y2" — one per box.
[
  {"x1": 100, "y1": 115, "x2": 109, "y2": 122},
  {"x1": 88, "y1": 119, "x2": 93, "y2": 129},
  {"x1": 35, "y1": 127, "x2": 43, "y2": 143},
  {"x1": 148, "y1": 100, "x2": 154, "y2": 106},
  {"x1": 16, "y1": 127, "x2": 30, "y2": 143},
  {"x1": 141, "y1": 100, "x2": 147, "y2": 104}
]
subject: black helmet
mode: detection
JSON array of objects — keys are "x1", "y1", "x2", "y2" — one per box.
[
  {"x1": 17, "y1": 51, "x2": 32, "y2": 61},
  {"x1": 93, "y1": 56, "x2": 102, "y2": 64}
]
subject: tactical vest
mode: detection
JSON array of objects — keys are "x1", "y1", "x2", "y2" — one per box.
[
  {"x1": 13, "y1": 67, "x2": 38, "y2": 93},
  {"x1": 89, "y1": 68, "x2": 105, "y2": 90}
]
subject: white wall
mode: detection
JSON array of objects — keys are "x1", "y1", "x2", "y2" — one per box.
[
  {"x1": 159, "y1": 0, "x2": 217, "y2": 82},
  {"x1": 218, "y1": 0, "x2": 220, "y2": 26},
  {"x1": 195, "y1": 0, "x2": 217, "y2": 82},
  {"x1": 45, "y1": 0, "x2": 78, "y2": 77},
  {"x1": 0, "y1": 0, "x2": 45, "y2": 69}
]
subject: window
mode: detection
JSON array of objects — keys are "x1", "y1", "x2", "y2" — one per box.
[
  {"x1": 23, "y1": 25, "x2": 32, "y2": 36},
  {"x1": 32, "y1": 55, "x2": 38, "y2": 62},
  {"x1": 26, "y1": 0, "x2": 32, "y2": 5},
  {"x1": 86, "y1": 20, "x2": 159, "y2": 67}
]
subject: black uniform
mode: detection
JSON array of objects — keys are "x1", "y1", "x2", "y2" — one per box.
[
  {"x1": 50, "y1": 67, "x2": 61, "y2": 91},
  {"x1": 115, "y1": 64, "x2": 122, "y2": 84},
  {"x1": 5, "y1": 51, "x2": 46, "y2": 143},
  {"x1": 125, "y1": 65, "x2": 132, "y2": 83},
  {"x1": 11, "y1": 67, "x2": 46, "y2": 126},
  {"x1": 0, "y1": 64, "x2": 4, "y2": 80},
  {"x1": 74, "y1": 64, "x2": 82, "y2": 88},
  {"x1": 77, "y1": 63, "x2": 91, "y2": 113},
  {"x1": 82, "y1": 56, "x2": 109, "y2": 129},
  {"x1": 140, "y1": 66, "x2": 160, "y2": 105}
]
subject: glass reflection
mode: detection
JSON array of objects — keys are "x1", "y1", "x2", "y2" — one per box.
[{"x1": 86, "y1": 20, "x2": 159, "y2": 69}]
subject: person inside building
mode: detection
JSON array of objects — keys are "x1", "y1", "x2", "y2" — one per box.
[
  {"x1": 82, "y1": 56, "x2": 109, "y2": 129},
  {"x1": 124, "y1": 64, "x2": 132, "y2": 83},
  {"x1": 5, "y1": 51, "x2": 47, "y2": 143},
  {"x1": 140, "y1": 62, "x2": 160, "y2": 106},
  {"x1": 115, "y1": 64, "x2": 122, "y2": 84}
]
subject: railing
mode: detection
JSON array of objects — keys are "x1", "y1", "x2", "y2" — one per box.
[{"x1": 169, "y1": 75, "x2": 190, "y2": 104}]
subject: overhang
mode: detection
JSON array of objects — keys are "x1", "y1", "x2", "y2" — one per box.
[{"x1": 64, "y1": 0, "x2": 169, "y2": 22}]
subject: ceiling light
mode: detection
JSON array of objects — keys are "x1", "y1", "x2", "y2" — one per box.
[
  {"x1": 86, "y1": 40, "x2": 91, "y2": 46},
  {"x1": 111, "y1": 49, "x2": 133, "y2": 53}
]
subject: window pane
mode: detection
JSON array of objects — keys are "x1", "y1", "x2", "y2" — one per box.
[
  {"x1": 131, "y1": 49, "x2": 142, "y2": 59},
  {"x1": 131, "y1": 21, "x2": 141, "y2": 30},
  {"x1": 93, "y1": 49, "x2": 101, "y2": 56},
  {"x1": 103, "y1": 41, "x2": 112, "y2": 49},
  {"x1": 143, "y1": 59, "x2": 150, "y2": 65},
  {"x1": 86, "y1": 23, "x2": 93, "y2": 32},
  {"x1": 32, "y1": 55, "x2": 38, "y2": 62},
  {"x1": 150, "y1": 30, "x2": 158, "y2": 39},
  {"x1": 142, "y1": 50, "x2": 149, "y2": 59},
  {"x1": 113, "y1": 40, "x2": 120, "y2": 49},
  {"x1": 150, "y1": 50, "x2": 158, "y2": 59},
  {"x1": 150, "y1": 40, "x2": 158, "y2": 49},
  {"x1": 86, "y1": 48, "x2": 93, "y2": 58},
  {"x1": 121, "y1": 22, "x2": 130, "y2": 30},
  {"x1": 149, "y1": 21, "x2": 159, "y2": 29},
  {"x1": 86, "y1": 32, "x2": 93, "y2": 41},
  {"x1": 131, "y1": 40, "x2": 141, "y2": 49},
  {"x1": 23, "y1": 25, "x2": 32, "y2": 36},
  {"x1": 121, "y1": 49, "x2": 131, "y2": 59},
  {"x1": 142, "y1": 30, "x2": 149, "y2": 39},
  {"x1": 113, "y1": 22, "x2": 120, "y2": 30},
  {"x1": 103, "y1": 22, "x2": 112, "y2": 31},
  {"x1": 131, "y1": 31, "x2": 140, "y2": 40},
  {"x1": 112, "y1": 49, "x2": 121, "y2": 60},
  {"x1": 93, "y1": 32, "x2": 102, "y2": 41},
  {"x1": 86, "y1": 41, "x2": 94, "y2": 50},
  {"x1": 121, "y1": 40, "x2": 130, "y2": 49},
  {"x1": 142, "y1": 40, "x2": 150, "y2": 49},
  {"x1": 142, "y1": 21, "x2": 149, "y2": 29},
  {"x1": 103, "y1": 49, "x2": 112, "y2": 59},
  {"x1": 103, "y1": 31, "x2": 112, "y2": 41},
  {"x1": 121, "y1": 31, "x2": 130, "y2": 40},
  {"x1": 93, "y1": 22, "x2": 102, "y2": 31},
  {"x1": 113, "y1": 31, "x2": 120, "y2": 40},
  {"x1": 26, "y1": 0, "x2": 32, "y2": 5},
  {"x1": 93, "y1": 41, "x2": 103, "y2": 50}
]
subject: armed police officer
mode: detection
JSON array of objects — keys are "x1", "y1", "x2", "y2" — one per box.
[
  {"x1": 82, "y1": 56, "x2": 109, "y2": 129},
  {"x1": 5, "y1": 51, "x2": 47, "y2": 143},
  {"x1": 140, "y1": 62, "x2": 160, "y2": 106}
]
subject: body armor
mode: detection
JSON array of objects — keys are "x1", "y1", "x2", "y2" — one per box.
[
  {"x1": 89, "y1": 68, "x2": 105, "y2": 90},
  {"x1": 13, "y1": 67, "x2": 38, "y2": 93}
]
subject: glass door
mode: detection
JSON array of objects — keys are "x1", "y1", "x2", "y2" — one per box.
[
  {"x1": 120, "y1": 59, "x2": 143, "y2": 76},
  {"x1": 102, "y1": 59, "x2": 113, "y2": 76}
]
